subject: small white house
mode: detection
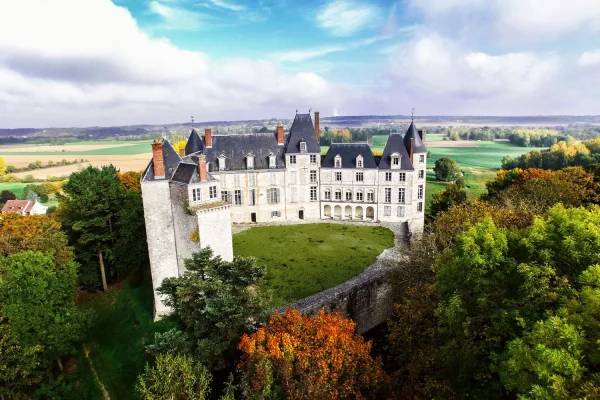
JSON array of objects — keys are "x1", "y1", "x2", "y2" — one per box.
[{"x1": 1, "y1": 200, "x2": 48, "y2": 216}]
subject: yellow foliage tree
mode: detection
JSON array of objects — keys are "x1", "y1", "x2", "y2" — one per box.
[
  {"x1": 0, "y1": 156, "x2": 6, "y2": 176},
  {"x1": 173, "y1": 140, "x2": 187, "y2": 156},
  {"x1": 583, "y1": 137, "x2": 600, "y2": 154},
  {"x1": 549, "y1": 141, "x2": 590, "y2": 157}
]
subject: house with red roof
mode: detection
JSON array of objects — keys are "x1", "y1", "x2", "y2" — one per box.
[{"x1": 1, "y1": 200, "x2": 48, "y2": 216}]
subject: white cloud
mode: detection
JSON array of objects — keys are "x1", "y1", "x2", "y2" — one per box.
[
  {"x1": 317, "y1": 0, "x2": 381, "y2": 36},
  {"x1": 149, "y1": 1, "x2": 206, "y2": 31},
  {"x1": 207, "y1": 0, "x2": 245, "y2": 12},
  {"x1": 577, "y1": 50, "x2": 600, "y2": 67},
  {"x1": 0, "y1": 0, "x2": 341, "y2": 127}
]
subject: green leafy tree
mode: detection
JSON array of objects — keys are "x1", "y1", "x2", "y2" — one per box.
[
  {"x1": 433, "y1": 157, "x2": 461, "y2": 182},
  {"x1": 158, "y1": 248, "x2": 271, "y2": 371},
  {"x1": 57, "y1": 165, "x2": 125, "y2": 290},
  {"x1": 0, "y1": 190, "x2": 16, "y2": 204},
  {"x1": 429, "y1": 184, "x2": 468, "y2": 219}
]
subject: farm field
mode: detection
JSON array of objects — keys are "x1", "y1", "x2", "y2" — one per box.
[{"x1": 233, "y1": 223, "x2": 394, "y2": 307}]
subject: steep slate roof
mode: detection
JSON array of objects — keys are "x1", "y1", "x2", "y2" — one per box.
[
  {"x1": 142, "y1": 140, "x2": 182, "y2": 181},
  {"x1": 201, "y1": 133, "x2": 288, "y2": 172},
  {"x1": 322, "y1": 143, "x2": 378, "y2": 169},
  {"x1": 184, "y1": 129, "x2": 204, "y2": 155},
  {"x1": 403, "y1": 122, "x2": 428, "y2": 154},
  {"x1": 379, "y1": 133, "x2": 414, "y2": 170},
  {"x1": 285, "y1": 113, "x2": 320, "y2": 154},
  {"x1": 2, "y1": 200, "x2": 33, "y2": 213}
]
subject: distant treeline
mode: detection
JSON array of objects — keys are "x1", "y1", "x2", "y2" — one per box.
[{"x1": 502, "y1": 137, "x2": 600, "y2": 170}]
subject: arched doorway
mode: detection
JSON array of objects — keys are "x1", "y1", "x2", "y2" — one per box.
[
  {"x1": 345, "y1": 205, "x2": 352, "y2": 219},
  {"x1": 324, "y1": 205, "x2": 332, "y2": 217},
  {"x1": 299, "y1": 209, "x2": 304, "y2": 219},
  {"x1": 366, "y1": 206, "x2": 374, "y2": 220},
  {"x1": 355, "y1": 206, "x2": 363, "y2": 220},
  {"x1": 334, "y1": 205, "x2": 342, "y2": 218}
]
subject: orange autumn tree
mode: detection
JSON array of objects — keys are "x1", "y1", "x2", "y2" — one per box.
[
  {"x1": 118, "y1": 170, "x2": 142, "y2": 192},
  {"x1": 239, "y1": 309, "x2": 388, "y2": 400}
]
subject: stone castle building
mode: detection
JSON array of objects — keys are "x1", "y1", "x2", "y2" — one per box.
[{"x1": 141, "y1": 112, "x2": 427, "y2": 316}]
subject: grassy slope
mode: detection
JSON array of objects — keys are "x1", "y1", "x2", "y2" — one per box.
[
  {"x1": 72, "y1": 275, "x2": 175, "y2": 399},
  {"x1": 0, "y1": 182, "x2": 41, "y2": 198},
  {"x1": 233, "y1": 223, "x2": 394, "y2": 307}
]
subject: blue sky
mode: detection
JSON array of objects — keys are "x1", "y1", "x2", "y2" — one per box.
[{"x1": 0, "y1": 0, "x2": 599, "y2": 127}]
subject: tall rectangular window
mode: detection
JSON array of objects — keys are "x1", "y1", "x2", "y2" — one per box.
[
  {"x1": 418, "y1": 170, "x2": 424, "y2": 179},
  {"x1": 356, "y1": 191, "x2": 363, "y2": 201},
  {"x1": 268, "y1": 188, "x2": 279, "y2": 204},
  {"x1": 249, "y1": 173, "x2": 256, "y2": 186},
  {"x1": 209, "y1": 186, "x2": 217, "y2": 199},
  {"x1": 270, "y1": 172, "x2": 277, "y2": 185},
  {"x1": 249, "y1": 189, "x2": 256, "y2": 205},
  {"x1": 417, "y1": 202, "x2": 423, "y2": 212},
  {"x1": 335, "y1": 190, "x2": 342, "y2": 201},
  {"x1": 335, "y1": 172, "x2": 342, "y2": 181},
  {"x1": 269, "y1": 155, "x2": 276, "y2": 168},
  {"x1": 291, "y1": 187, "x2": 298, "y2": 202},
  {"x1": 397, "y1": 206, "x2": 405, "y2": 217},
  {"x1": 221, "y1": 191, "x2": 230, "y2": 203},
  {"x1": 392, "y1": 157, "x2": 399, "y2": 166},
  {"x1": 419, "y1": 155, "x2": 425, "y2": 163},
  {"x1": 300, "y1": 142, "x2": 307, "y2": 153},
  {"x1": 310, "y1": 170, "x2": 317, "y2": 183},
  {"x1": 356, "y1": 172, "x2": 364, "y2": 182},
  {"x1": 233, "y1": 174, "x2": 240, "y2": 187},
  {"x1": 346, "y1": 191, "x2": 352, "y2": 201},
  {"x1": 290, "y1": 155, "x2": 297, "y2": 164},
  {"x1": 324, "y1": 189, "x2": 331, "y2": 200},
  {"x1": 192, "y1": 188, "x2": 201, "y2": 202},
  {"x1": 398, "y1": 188, "x2": 406, "y2": 203},
  {"x1": 221, "y1": 174, "x2": 227, "y2": 187},
  {"x1": 367, "y1": 191, "x2": 374, "y2": 202},
  {"x1": 399, "y1": 172, "x2": 406, "y2": 182},
  {"x1": 385, "y1": 172, "x2": 392, "y2": 182},
  {"x1": 384, "y1": 206, "x2": 391, "y2": 216},
  {"x1": 310, "y1": 186, "x2": 317, "y2": 201},
  {"x1": 385, "y1": 188, "x2": 391, "y2": 203},
  {"x1": 247, "y1": 156, "x2": 254, "y2": 170},
  {"x1": 234, "y1": 190, "x2": 242, "y2": 206},
  {"x1": 310, "y1": 154, "x2": 317, "y2": 164},
  {"x1": 418, "y1": 185, "x2": 424, "y2": 199}
]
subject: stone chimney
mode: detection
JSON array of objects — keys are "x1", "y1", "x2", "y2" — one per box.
[
  {"x1": 418, "y1": 129, "x2": 427, "y2": 142},
  {"x1": 198, "y1": 155, "x2": 208, "y2": 182},
  {"x1": 152, "y1": 138, "x2": 165, "y2": 178},
  {"x1": 314, "y1": 111, "x2": 320, "y2": 143},
  {"x1": 410, "y1": 138, "x2": 415, "y2": 163},
  {"x1": 204, "y1": 128, "x2": 212, "y2": 148},
  {"x1": 277, "y1": 125, "x2": 284, "y2": 145}
]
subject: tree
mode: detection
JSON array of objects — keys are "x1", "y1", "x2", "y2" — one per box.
[
  {"x1": 433, "y1": 157, "x2": 461, "y2": 182},
  {"x1": 239, "y1": 309, "x2": 388, "y2": 400},
  {"x1": 136, "y1": 354, "x2": 212, "y2": 400},
  {"x1": 118, "y1": 170, "x2": 142, "y2": 192},
  {"x1": 57, "y1": 165, "x2": 125, "y2": 290},
  {"x1": 429, "y1": 183, "x2": 468, "y2": 219},
  {"x1": 0, "y1": 252, "x2": 88, "y2": 373},
  {"x1": 158, "y1": 248, "x2": 271, "y2": 370},
  {"x1": 0, "y1": 190, "x2": 16, "y2": 204},
  {"x1": 173, "y1": 140, "x2": 187, "y2": 156},
  {"x1": 0, "y1": 156, "x2": 6, "y2": 176}
]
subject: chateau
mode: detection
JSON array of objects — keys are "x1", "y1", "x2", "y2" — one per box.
[{"x1": 141, "y1": 112, "x2": 427, "y2": 316}]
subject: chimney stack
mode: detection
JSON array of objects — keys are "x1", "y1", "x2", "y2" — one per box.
[
  {"x1": 204, "y1": 128, "x2": 212, "y2": 148},
  {"x1": 198, "y1": 155, "x2": 208, "y2": 182},
  {"x1": 277, "y1": 125, "x2": 284, "y2": 145},
  {"x1": 410, "y1": 138, "x2": 415, "y2": 163},
  {"x1": 152, "y1": 138, "x2": 165, "y2": 178},
  {"x1": 314, "y1": 111, "x2": 320, "y2": 143},
  {"x1": 418, "y1": 129, "x2": 426, "y2": 142}
]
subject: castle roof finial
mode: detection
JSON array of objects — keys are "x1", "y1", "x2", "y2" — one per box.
[
  {"x1": 411, "y1": 108, "x2": 415, "y2": 123},
  {"x1": 191, "y1": 115, "x2": 195, "y2": 128}
]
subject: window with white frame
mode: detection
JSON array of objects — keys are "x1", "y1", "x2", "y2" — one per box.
[
  {"x1": 385, "y1": 188, "x2": 391, "y2": 203},
  {"x1": 367, "y1": 191, "x2": 374, "y2": 202},
  {"x1": 418, "y1": 185, "x2": 424, "y2": 199},
  {"x1": 385, "y1": 172, "x2": 392, "y2": 182},
  {"x1": 221, "y1": 191, "x2": 230, "y2": 203},
  {"x1": 209, "y1": 186, "x2": 217, "y2": 199},
  {"x1": 356, "y1": 156, "x2": 363, "y2": 168},
  {"x1": 399, "y1": 172, "x2": 406, "y2": 182},
  {"x1": 392, "y1": 157, "x2": 399, "y2": 166},
  {"x1": 233, "y1": 174, "x2": 240, "y2": 187},
  {"x1": 335, "y1": 190, "x2": 342, "y2": 201},
  {"x1": 397, "y1": 206, "x2": 405, "y2": 217},
  {"x1": 234, "y1": 190, "x2": 242, "y2": 206},
  {"x1": 356, "y1": 172, "x2": 364, "y2": 182},
  {"x1": 334, "y1": 155, "x2": 342, "y2": 168},
  {"x1": 271, "y1": 210, "x2": 280, "y2": 217},
  {"x1": 419, "y1": 154, "x2": 425, "y2": 163},
  {"x1": 398, "y1": 188, "x2": 406, "y2": 203},
  {"x1": 269, "y1": 154, "x2": 276, "y2": 168},
  {"x1": 345, "y1": 191, "x2": 352, "y2": 201},
  {"x1": 310, "y1": 186, "x2": 317, "y2": 201},
  {"x1": 324, "y1": 189, "x2": 331, "y2": 200},
  {"x1": 384, "y1": 206, "x2": 391, "y2": 216},
  {"x1": 290, "y1": 171, "x2": 297, "y2": 184},
  {"x1": 418, "y1": 170, "x2": 424, "y2": 179},
  {"x1": 270, "y1": 172, "x2": 277, "y2": 185},
  {"x1": 356, "y1": 190, "x2": 363, "y2": 201},
  {"x1": 192, "y1": 188, "x2": 201, "y2": 202},
  {"x1": 310, "y1": 170, "x2": 317, "y2": 183},
  {"x1": 218, "y1": 156, "x2": 226, "y2": 171},
  {"x1": 417, "y1": 202, "x2": 423, "y2": 212},
  {"x1": 246, "y1": 155, "x2": 254, "y2": 170},
  {"x1": 289, "y1": 155, "x2": 297, "y2": 164},
  {"x1": 291, "y1": 187, "x2": 298, "y2": 202},
  {"x1": 310, "y1": 154, "x2": 317, "y2": 164},
  {"x1": 267, "y1": 188, "x2": 280, "y2": 204},
  {"x1": 335, "y1": 172, "x2": 342, "y2": 181},
  {"x1": 249, "y1": 189, "x2": 256, "y2": 205},
  {"x1": 249, "y1": 173, "x2": 256, "y2": 186},
  {"x1": 300, "y1": 142, "x2": 307, "y2": 153}
]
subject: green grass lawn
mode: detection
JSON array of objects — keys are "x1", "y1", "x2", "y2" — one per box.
[
  {"x1": 1, "y1": 142, "x2": 151, "y2": 156},
  {"x1": 69, "y1": 274, "x2": 175, "y2": 399},
  {"x1": 0, "y1": 182, "x2": 46, "y2": 198},
  {"x1": 233, "y1": 223, "x2": 394, "y2": 307}
]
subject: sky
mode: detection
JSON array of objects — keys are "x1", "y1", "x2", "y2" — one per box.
[{"x1": 0, "y1": 0, "x2": 599, "y2": 128}]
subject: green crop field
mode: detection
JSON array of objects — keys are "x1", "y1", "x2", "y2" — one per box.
[
  {"x1": 2, "y1": 142, "x2": 151, "y2": 156},
  {"x1": 233, "y1": 223, "x2": 394, "y2": 307}
]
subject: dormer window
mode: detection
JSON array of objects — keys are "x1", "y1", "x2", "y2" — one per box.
[
  {"x1": 246, "y1": 154, "x2": 254, "y2": 170},
  {"x1": 356, "y1": 155, "x2": 363, "y2": 168},
  {"x1": 334, "y1": 155, "x2": 342, "y2": 168},
  {"x1": 218, "y1": 155, "x2": 226, "y2": 171},
  {"x1": 269, "y1": 153, "x2": 276, "y2": 169},
  {"x1": 390, "y1": 152, "x2": 401, "y2": 169},
  {"x1": 300, "y1": 141, "x2": 307, "y2": 153}
]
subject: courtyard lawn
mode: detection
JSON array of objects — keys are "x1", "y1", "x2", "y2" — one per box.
[{"x1": 233, "y1": 223, "x2": 394, "y2": 307}]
